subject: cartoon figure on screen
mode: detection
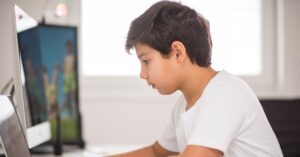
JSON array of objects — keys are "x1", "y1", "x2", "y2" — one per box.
[
  {"x1": 41, "y1": 64, "x2": 59, "y2": 119},
  {"x1": 62, "y1": 40, "x2": 77, "y2": 118},
  {"x1": 105, "y1": 1, "x2": 283, "y2": 157},
  {"x1": 24, "y1": 59, "x2": 43, "y2": 123}
]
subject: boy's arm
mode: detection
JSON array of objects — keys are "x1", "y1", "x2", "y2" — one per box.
[
  {"x1": 168, "y1": 145, "x2": 222, "y2": 157},
  {"x1": 105, "y1": 141, "x2": 178, "y2": 157}
]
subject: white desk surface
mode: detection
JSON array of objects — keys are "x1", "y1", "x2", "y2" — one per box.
[{"x1": 32, "y1": 145, "x2": 144, "y2": 157}]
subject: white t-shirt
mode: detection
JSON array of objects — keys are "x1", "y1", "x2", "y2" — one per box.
[{"x1": 158, "y1": 70, "x2": 283, "y2": 157}]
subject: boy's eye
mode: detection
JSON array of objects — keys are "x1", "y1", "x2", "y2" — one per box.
[{"x1": 143, "y1": 60, "x2": 149, "y2": 65}]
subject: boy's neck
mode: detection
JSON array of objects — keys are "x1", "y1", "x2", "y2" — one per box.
[{"x1": 180, "y1": 66, "x2": 217, "y2": 111}]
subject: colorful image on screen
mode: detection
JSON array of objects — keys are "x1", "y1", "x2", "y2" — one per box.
[{"x1": 17, "y1": 25, "x2": 81, "y2": 142}]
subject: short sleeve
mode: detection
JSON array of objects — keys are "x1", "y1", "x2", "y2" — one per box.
[
  {"x1": 158, "y1": 119, "x2": 178, "y2": 152},
  {"x1": 158, "y1": 96, "x2": 185, "y2": 153},
  {"x1": 187, "y1": 82, "x2": 247, "y2": 153}
]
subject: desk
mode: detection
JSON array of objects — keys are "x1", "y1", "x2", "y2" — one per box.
[{"x1": 32, "y1": 145, "x2": 143, "y2": 157}]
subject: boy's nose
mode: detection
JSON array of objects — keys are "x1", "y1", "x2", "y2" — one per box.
[{"x1": 140, "y1": 70, "x2": 147, "y2": 80}]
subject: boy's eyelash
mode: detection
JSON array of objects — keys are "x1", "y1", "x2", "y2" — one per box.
[{"x1": 143, "y1": 60, "x2": 149, "y2": 64}]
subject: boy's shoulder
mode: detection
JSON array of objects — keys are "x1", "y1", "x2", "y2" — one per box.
[{"x1": 206, "y1": 70, "x2": 249, "y2": 90}]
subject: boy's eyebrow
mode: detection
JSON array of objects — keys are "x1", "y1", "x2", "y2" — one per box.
[{"x1": 137, "y1": 52, "x2": 149, "y2": 59}]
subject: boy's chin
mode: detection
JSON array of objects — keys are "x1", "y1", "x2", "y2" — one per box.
[{"x1": 157, "y1": 89, "x2": 176, "y2": 95}]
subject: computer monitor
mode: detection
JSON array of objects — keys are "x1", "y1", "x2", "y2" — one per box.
[
  {"x1": 11, "y1": 5, "x2": 51, "y2": 149},
  {"x1": 17, "y1": 24, "x2": 83, "y2": 146},
  {"x1": 15, "y1": 8, "x2": 84, "y2": 148}
]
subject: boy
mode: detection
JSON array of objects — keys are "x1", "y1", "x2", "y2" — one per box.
[{"x1": 107, "y1": 1, "x2": 283, "y2": 157}]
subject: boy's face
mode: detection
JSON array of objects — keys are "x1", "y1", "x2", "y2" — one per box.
[{"x1": 135, "y1": 43, "x2": 180, "y2": 95}]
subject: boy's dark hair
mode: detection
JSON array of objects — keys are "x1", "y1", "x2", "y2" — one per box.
[{"x1": 125, "y1": 0, "x2": 212, "y2": 67}]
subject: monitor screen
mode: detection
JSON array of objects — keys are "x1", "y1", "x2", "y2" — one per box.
[{"x1": 17, "y1": 24, "x2": 82, "y2": 144}]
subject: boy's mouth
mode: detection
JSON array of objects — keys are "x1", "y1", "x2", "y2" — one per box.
[{"x1": 148, "y1": 82, "x2": 156, "y2": 89}]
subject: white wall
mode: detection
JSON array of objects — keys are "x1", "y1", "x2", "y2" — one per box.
[
  {"x1": 81, "y1": 77, "x2": 179, "y2": 145},
  {"x1": 278, "y1": 0, "x2": 300, "y2": 97},
  {"x1": 1, "y1": 0, "x2": 299, "y2": 146},
  {"x1": 0, "y1": 0, "x2": 14, "y2": 90}
]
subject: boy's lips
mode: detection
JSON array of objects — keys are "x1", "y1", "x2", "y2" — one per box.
[
  {"x1": 148, "y1": 82, "x2": 156, "y2": 89},
  {"x1": 151, "y1": 84, "x2": 156, "y2": 89}
]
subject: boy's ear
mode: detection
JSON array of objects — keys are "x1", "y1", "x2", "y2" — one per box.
[{"x1": 171, "y1": 41, "x2": 187, "y2": 63}]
